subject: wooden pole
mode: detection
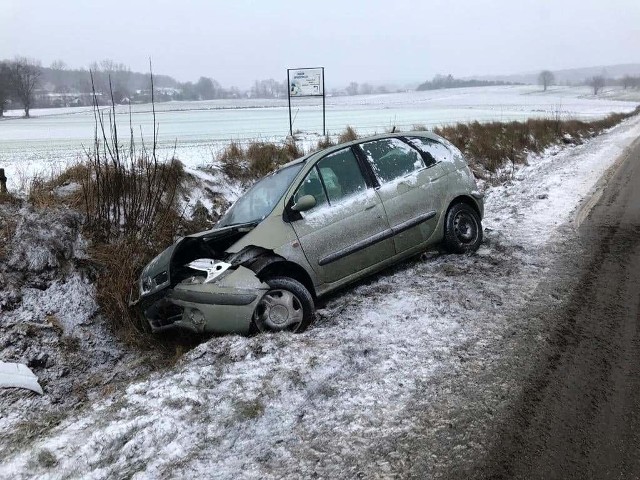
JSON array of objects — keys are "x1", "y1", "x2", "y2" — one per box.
[{"x1": 0, "y1": 168, "x2": 7, "y2": 194}]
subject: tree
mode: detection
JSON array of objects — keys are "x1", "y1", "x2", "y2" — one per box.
[
  {"x1": 359, "y1": 83, "x2": 373, "y2": 95},
  {"x1": 622, "y1": 75, "x2": 635, "y2": 90},
  {"x1": 0, "y1": 62, "x2": 11, "y2": 116},
  {"x1": 538, "y1": 70, "x2": 555, "y2": 91},
  {"x1": 10, "y1": 57, "x2": 41, "y2": 117},
  {"x1": 589, "y1": 75, "x2": 605, "y2": 95},
  {"x1": 345, "y1": 82, "x2": 359, "y2": 96},
  {"x1": 196, "y1": 77, "x2": 217, "y2": 99},
  {"x1": 50, "y1": 60, "x2": 67, "y2": 71}
]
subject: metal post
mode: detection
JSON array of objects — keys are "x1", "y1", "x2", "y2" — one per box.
[
  {"x1": 0, "y1": 168, "x2": 6, "y2": 194},
  {"x1": 287, "y1": 69, "x2": 293, "y2": 137},
  {"x1": 322, "y1": 67, "x2": 326, "y2": 136}
]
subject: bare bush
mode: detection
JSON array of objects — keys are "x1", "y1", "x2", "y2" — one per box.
[
  {"x1": 78, "y1": 67, "x2": 187, "y2": 341},
  {"x1": 81, "y1": 71, "x2": 184, "y2": 243},
  {"x1": 219, "y1": 138, "x2": 302, "y2": 183},
  {"x1": 316, "y1": 135, "x2": 335, "y2": 150},
  {"x1": 434, "y1": 107, "x2": 640, "y2": 180},
  {"x1": 337, "y1": 125, "x2": 358, "y2": 143}
]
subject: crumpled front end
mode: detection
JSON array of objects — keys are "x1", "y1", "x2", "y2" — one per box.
[
  {"x1": 130, "y1": 225, "x2": 272, "y2": 334},
  {"x1": 142, "y1": 264, "x2": 268, "y2": 334}
]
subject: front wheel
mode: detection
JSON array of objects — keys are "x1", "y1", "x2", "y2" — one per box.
[
  {"x1": 443, "y1": 202, "x2": 483, "y2": 253},
  {"x1": 252, "y1": 276, "x2": 315, "y2": 333}
]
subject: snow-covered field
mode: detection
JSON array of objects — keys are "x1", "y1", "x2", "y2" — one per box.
[
  {"x1": 1, "y1": 103, "x2": 639, "y2": 477},
  {"x1": 0, "y1": 85, "x2": 637, "y2": 191}
]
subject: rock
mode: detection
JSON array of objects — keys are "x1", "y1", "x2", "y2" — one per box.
[{"x1": 29, "y1": 353, "x2": 50, "y2": 369}]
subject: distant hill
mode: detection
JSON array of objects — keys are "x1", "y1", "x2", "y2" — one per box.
[{"x1": 467, "y1": 63, "x2": 640, "y2": 85}]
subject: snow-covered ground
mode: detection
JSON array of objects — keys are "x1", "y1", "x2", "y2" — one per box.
[
  {"x1": 1, "y1": 85, "x2": 637, "y2": 192},
  {"x1": 1, "y1": 108, "x2": 639, "y2": 477}
]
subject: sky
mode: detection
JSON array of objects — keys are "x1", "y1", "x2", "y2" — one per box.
[{"x1": 0, "y1": 0, "x2": 639, "y2": 89}]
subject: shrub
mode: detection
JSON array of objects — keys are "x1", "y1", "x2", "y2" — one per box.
[
  {"x1": 337, "y1": 125, "x2": 358, "y2": 143},
  {"x1": 78, "y1": 70, "x2": 188, "y2": 343},
  {"x1": 219, "y1": 138, "x2": 303, "y2": 182},
  {"x1": 316, "y1": 135, "x2": 335, "y2": 150},
  {"x1": 434, "y1": 109, "x2": 639, "y2": 180}
]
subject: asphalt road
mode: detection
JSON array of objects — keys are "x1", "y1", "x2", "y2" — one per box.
[{"x1": 477, "y1": 137, "x2": 640, "y2": 479}]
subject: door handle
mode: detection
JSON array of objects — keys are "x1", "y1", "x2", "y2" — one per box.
[{"x1": 365, "y1": 203, "x2": 377, "y2": 210}]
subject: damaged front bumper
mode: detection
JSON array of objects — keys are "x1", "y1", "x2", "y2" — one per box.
[{"x1": 131, "y1": 265, "x2": 269, "y2": 334}]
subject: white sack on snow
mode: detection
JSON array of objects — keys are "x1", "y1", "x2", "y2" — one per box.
[{"x1": 0, "y1": 361, "x2": 44, "y2": 395}]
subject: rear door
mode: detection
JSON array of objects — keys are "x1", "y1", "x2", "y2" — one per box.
[
  {"x1": 289, "y1": 147, "x2": 394, "y2": 284},
  {"x1": 357, "y1": 137, "x2": 447, "y2": 254}
]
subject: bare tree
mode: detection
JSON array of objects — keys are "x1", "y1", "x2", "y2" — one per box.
[
  {"x1": 622, "y1": 75, "x2": 634, "y2": 90},
  {"x1": 359, "y1": 83, "x2": 373, "y2": 95},
  {"x1": 10, "y1": 57, "x2": 41, "y2": 117},
  {"x1": 345, "y1": 82, "x2": 359, "y2": 96},
  {"x1": 50, "y1": 59, "x2": 67, "y2": 71},
  {"x1": 589, "y1": 75, "x2": 606, "y2": 95},
  {"x1": 538, "y1": 70, "x2": 555, "y2": 91},
  {"x1": 0, "y1": 62, "x2": 11, "y2": 117}
]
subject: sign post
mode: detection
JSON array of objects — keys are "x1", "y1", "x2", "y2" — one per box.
[{"x1": 287, "y1": 67, "x2": 325, "y2": 137}]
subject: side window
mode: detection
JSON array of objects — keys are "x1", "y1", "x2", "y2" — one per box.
[
  {"x1": 316, "y1": 148, "x2": 368, "y2": 204},
  {"x1": 294, "y1": 167, "x2": 328, "y2": 211},
  {"x1": 359, "y1": 138, "x2": 425, "y2": 183},
  {"x1": 406, "y1": 137, "x2": 452, "y2": 165}
]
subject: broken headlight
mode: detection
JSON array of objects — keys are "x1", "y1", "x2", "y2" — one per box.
[
  {"x1": 182, "y1": 259, "x2": 232, "y2": 284},
  {"x1": 142, "y1": 270, "x2": 170, "y2": 294}
]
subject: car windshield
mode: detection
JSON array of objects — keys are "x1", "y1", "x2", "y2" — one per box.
[{"x1": 217, "y1": 163, "x2": 304, "y2": 227}]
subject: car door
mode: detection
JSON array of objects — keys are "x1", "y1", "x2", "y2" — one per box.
[
  {"x1": 357, "y1": 137, "x2": 447, "y2": 254},
  {"x1": 289, "y1": 146, "x2": 394, "y2": 284}
]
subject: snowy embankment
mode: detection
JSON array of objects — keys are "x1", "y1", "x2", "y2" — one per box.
[{"x1": 1, "y1": 115, "x2": 640, "y2": 479}]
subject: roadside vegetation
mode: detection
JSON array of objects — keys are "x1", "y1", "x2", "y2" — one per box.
[
  {"x1": 2, "y1": 78, "x2": 639, "y2": 347},
  {"x1": 433, "y1": 108, "x2": 640, "y2": 180}
]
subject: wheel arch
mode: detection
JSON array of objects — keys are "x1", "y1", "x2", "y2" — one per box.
[
  {"x1": 253, "y1": 259, "x2": 317, "y2": 300},
  {"x1": 446, "y1": 194, "x2": 482, "y2": 219}
]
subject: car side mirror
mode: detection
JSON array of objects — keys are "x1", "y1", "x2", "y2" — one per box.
[{"x1": 291, "y1": 194, "x2": 317, "y2": 212}]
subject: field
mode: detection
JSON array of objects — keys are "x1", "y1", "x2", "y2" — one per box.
[{"x1": 0, "y1": 85, "x2": 637, "y2": 190}]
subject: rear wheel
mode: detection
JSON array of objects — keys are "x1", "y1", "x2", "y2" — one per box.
[
  {"x1": 252, "y1": 276, "x2": 315, "y2": 333},
  {"x1": 443, "y1": 202, "x2": 483, "y2": 253}
]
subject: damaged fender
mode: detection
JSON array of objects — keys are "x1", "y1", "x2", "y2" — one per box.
[{"x1": 0, "y1": 362, "x2": 44, "y2": 395}]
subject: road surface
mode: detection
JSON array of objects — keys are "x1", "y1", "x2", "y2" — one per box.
[{"x1": 476, "y1": 136, "x2": 640, "y2": 479}]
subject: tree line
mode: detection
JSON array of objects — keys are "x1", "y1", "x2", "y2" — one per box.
[
  {"x1": 0, "y1": 57, "x2": 298, "y2": 117},
  {"x1": 538, "y1": 69, "x2": 640, "y2": 95},
  {"x1": 417, "y1": 74, "x2": 520, "y2": 91}
]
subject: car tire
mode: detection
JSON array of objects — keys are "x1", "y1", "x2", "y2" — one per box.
[
  {"x1": 251, "y1": 276, "x2": 315, "y2": 333},
  {"x1": 443, "y1": 202, "x2": 483, "y2": 254}
]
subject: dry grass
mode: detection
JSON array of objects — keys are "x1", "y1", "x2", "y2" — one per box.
[
  {"x1": 219, "y1": 138, "x2": 302, "y2": 182},
  {"x1": 316, "y1": 135, "x2": 335, "y2": 150},
  {"x1": 26, "y1": 163, "x2": 88, "y2": 209},
  {"x1": 337, "y1": 125, "x2": 358, "y2": 143},
  {"x1": 434, "y1": 108, "x2": 640, "y2": 178}
]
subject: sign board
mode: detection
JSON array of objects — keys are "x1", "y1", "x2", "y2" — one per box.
[{"x1": 288, "y1": 68, "x2": 324, "y2": 97}]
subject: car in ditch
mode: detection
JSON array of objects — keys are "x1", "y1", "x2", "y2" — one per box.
[{"x1": 130, "y1": 132, "x2": 484, "y2": 334}]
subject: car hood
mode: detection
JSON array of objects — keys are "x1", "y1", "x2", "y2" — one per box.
[{"x1": 139, "y1": 222, "x2": 257, "y2": 295}]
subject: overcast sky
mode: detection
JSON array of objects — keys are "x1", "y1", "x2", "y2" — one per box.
[{"x1": 1, "y1": 0, "x2": 638, "y2": 88}]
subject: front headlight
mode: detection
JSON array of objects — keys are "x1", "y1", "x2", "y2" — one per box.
[{"x1": 141, "y1": 270, "x2": 169, "y2": 294}]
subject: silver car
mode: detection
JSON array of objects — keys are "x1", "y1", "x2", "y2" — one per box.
[{"x1": 131, "y1": 132, "x2": 484, "y2": 334}]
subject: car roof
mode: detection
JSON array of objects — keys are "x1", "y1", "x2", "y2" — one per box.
[{"x1": 274, "y1": 130, "x2": 445, "y2": 173}]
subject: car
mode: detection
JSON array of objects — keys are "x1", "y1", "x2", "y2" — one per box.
[{"x1": 130, "y1": 132, "x2": 484, "y2": 334}]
